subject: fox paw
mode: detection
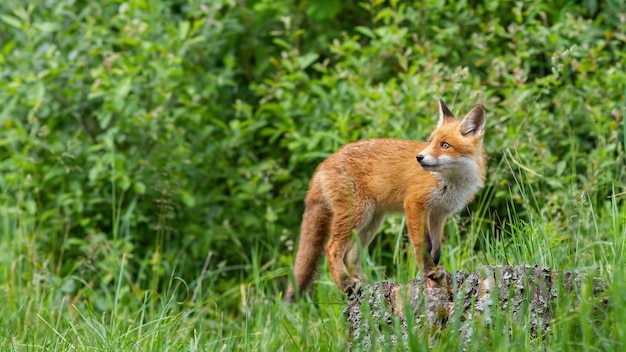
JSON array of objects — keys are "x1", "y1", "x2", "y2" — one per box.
[
  {"x1": 340, "y1": 277, "x2": 362, "y2": 296},
  {"x1": 284, "y1": 290, "x2": 295, "y2": 303},
  {"x1": 425, "y1": 265, "x2": 446, "y2": 288},
  {"x1": 426, "y1": 265, "x2": 445, "y2": 279}
]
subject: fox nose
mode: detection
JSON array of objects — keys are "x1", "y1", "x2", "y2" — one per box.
[{"x1": 416, "y1": 154, "x2": 424, "y2": 163}]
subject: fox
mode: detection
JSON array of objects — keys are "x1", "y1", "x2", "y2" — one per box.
[{"x1": 284, "y1": 99, "x2": 486, "y2": 302}]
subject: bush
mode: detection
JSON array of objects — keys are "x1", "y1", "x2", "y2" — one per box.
[{"x1": 0, "y1": 0, "x2": 624, "y2": 312}]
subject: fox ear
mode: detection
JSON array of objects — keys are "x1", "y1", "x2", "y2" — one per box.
[
  {"x1": 437, "y1": 99, "x2": 455, "y2": 127},
  {"x1": 460, "y1": 104, "x2": 486, "y2": 137}
]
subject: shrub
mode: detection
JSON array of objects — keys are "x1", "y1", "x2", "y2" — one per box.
[{"x1": 0, "y1": 0, "x2": 624, "y2": 310}]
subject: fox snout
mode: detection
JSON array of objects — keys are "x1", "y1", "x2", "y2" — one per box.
[
  {"x1": 416, "y1": 154, "x2": 433, "y2": 167},
  {"x1": 416, "y1": 153, "x2": 441, "y2": 171}
]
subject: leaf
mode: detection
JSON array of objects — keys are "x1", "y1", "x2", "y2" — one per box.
[
  {"x1": 119, "y1": 37, "x2": 139, "y2": 46},
  {"x1": 35, "y1": 22, "x2": 60, "y2": 33},
  {"x1": 32, "y1": 81, "x2": 45, "y2": 102},
  {"x1": 556, "y1": 161, "x2": 566, "y2": 176},
  {"x1": 180, "y1": 191, "x2": 196, "y2": 207},
  {"x1": 297, "y1": 52, "x2": 319, "y2": 69},
  {"x1": 2, "y1": 40, "x2": 15, "y2": 55},
  {"x1": 119, "y1": 174, "x2": 131, "y2": 191},
  {"x1": 265, "y1": 206, "x2": 277, "y2": 222},
  {"x1": 97, "y1": 111, "x2": 113, "y2": 129},
  {"x1": 272, "y1": 38, "x2": 292, "y2": 50},
  {"x1": 356, "y1": 26, "x2": 376, "y2": 39},
  {"x1": 186, "y1": 35, "x2": 206, "y2": 48},
  {"x1": 116, "y1": 77, "x2": 132, "y2": 99},
  {"x1": 88, "y1": 166, "x2": 100, "y2": 182},
  {"x1": 134, "y1": 181, "x2": 146, "y2": 194},
  {"x1": 0, "y1": 14, "x2": 21, "y2": 29},
  {"x1": 179, "y1": 20, "x2": 190, "y2": 41},
  {"x1": 375, "y1": 8, "x2": 396, "y2": 23}
]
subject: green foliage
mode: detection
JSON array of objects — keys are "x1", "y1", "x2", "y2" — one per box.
[{"x1": 0, "y1": 0, "x2": 625, "y2": 350}]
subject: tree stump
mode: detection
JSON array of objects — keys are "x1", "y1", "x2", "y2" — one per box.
[{"x1": 345, "y1": 265, "x2": 606, "y2": 349}]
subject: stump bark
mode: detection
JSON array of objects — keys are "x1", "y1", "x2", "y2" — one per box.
[{"x1": 345, "y1": 265, "x2": 606, "y2": 349}]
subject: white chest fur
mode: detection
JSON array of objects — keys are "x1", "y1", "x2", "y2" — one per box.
[{"x1": 429, "y1": 158, "x2": 483, "y2": 215}]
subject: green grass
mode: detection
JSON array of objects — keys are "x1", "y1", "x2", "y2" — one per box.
[
  {"x1": 1, "y1": 157, "x2": 625, "y2": 352},
  {"x1": 0, "y1": 0, "x2": 624, "y2": 350}
]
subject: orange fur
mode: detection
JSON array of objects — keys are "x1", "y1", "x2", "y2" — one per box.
[{"x1": 285, "y1": 100, "x2": 486, "y2": 302}]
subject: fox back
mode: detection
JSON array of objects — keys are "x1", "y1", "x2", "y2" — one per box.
[{"x1": 285, "y1": 100, "x2": 486, "y2": 302}]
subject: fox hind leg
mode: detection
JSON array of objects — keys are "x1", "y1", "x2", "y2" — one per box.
[
  {"x1": 343, "y1": 211, "x2": 384, "y2": 284},
  {"x1": 325, "y1": 213, "x2": 355, "y2": 292},
  {"x1": 326, "y1": 202, "x2": 378, "y2": 292}
]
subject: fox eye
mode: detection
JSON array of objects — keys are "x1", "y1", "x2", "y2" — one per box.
[{"x1": 441, "y1": 142, "x2": 451, "y2": 149}]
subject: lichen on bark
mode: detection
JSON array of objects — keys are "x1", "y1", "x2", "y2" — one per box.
[{"x1": 345, "y1": 265, "x2": 606, "y2": 349}]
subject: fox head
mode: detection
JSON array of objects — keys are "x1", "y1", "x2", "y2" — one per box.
[{"x1": 416, "y1": 99, "x2": 486, "y2": 178}]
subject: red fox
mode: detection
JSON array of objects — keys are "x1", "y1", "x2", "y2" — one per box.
[{"x1": 285, "y1": 100, "x2": 486, "y2": 302}]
